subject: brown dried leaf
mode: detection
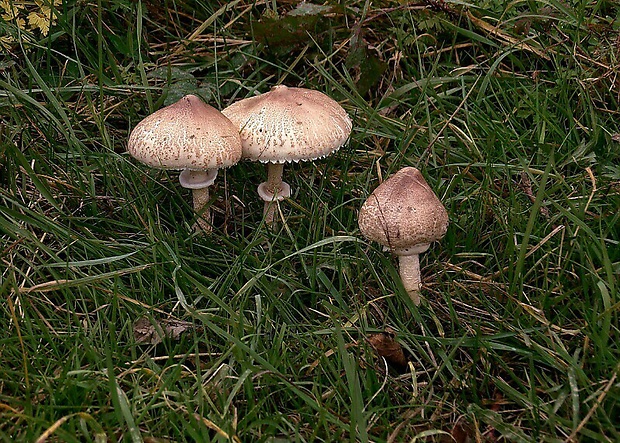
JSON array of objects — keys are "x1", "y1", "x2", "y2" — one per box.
[
  {"x1": 445, "y1": 417, "x2": 475, "y2": 443},
  {"x1": 367, "y1": 331, "x2": 408, "y2": 371},
  {"x1": 133, "y1": 317, "x2": 194, "y2": 345}
]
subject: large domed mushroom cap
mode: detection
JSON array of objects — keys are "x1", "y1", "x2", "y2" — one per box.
[
  {"x1": 221, "y1": 85, "x2": 352, "y2": 164},
  {"x1": 358, "y1": 167, "x2": 449, "y2": 252},
  {"x1": 128, "y1": 94, "x2": 242, "y2": 170}
]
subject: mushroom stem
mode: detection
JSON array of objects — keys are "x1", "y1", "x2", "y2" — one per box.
[
  {"x1": 257, "y1": 163, "x2": 291, "y2": 226},
  {"x1": 397, "y1": 253, "x2": 422, "y2": 305},
  {"x1": 265, "y1": 163, "x2": 285, "y2": 194},
  {"x1": 263, "y1": 202, "x2": 277, "y2": 226},
  {"x1": 191, "y1": 187, "x2": 212, "y2": 232},
  {"x1": 179, "y1": 169, "x2": 218, "y2": 233},
  {"x1": 264, "y1": 163, "x2": 284, "y2": 225}
]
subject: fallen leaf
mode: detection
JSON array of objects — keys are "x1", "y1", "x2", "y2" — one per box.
[
  {"x1": 367, "y1": 331, "x2": 408, "y2": 372},
  {"x1": 133, "y1": 317, "x2": 194, "y2": 345},
  {"x1": 444, "y1": 417, "x2": 474, "y2": 443}
]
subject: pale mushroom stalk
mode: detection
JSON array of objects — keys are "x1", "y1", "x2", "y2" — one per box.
[
  {"x1": 395, "y1": 244, "x2": 430, "y2": 305},
  {"x1": 258, "y1": 163, "x2": 291, "y2": 225},
  {"x1": 191, "y1": 188, "x2": 211, "y2": 232},
  {"x1": 179, "y1": 169, "x2": 218, "y2": 233},
  {"x1": 265, "y1": 163, "x2": 285, "y2": 195}
]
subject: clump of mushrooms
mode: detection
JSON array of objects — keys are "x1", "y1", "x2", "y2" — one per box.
[
  {"x1": 358, "y1": 167, "x2": 449, "y2": 305},
  {"x1": 128, "y1": 94, "x2": 242, "y2": 232},
  {"x1": 222, "y1": 85, "x2": 352, "y2": 225}
]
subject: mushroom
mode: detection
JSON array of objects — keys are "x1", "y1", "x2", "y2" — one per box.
[
  {"x1": 222, "y1": 85, "x2": 352, "y2": 225},
  {"x1": 128, "y1": 94, "x2": 242, "y2": 232},
  {"x1": 358, "y1": 167, "x2": 449, "y2": 305}
]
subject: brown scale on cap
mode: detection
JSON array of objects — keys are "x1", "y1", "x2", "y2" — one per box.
[
  {"x1": 359, "y1": 167, "x2": 448, "y2": 305},
  {"x1": 128, "y1": 94, "x2": 242, "y2": 171}
]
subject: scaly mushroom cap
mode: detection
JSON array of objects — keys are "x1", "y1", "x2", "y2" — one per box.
[
  {"x1": 358, "y1": 167, "x2": 449, "y2": 252},
  {"x1": 221, "y1": 85, "x2": 352, "y2": 164},
  {"x1": 128, "y1": 95, "x2": 242, "y2": 170}
]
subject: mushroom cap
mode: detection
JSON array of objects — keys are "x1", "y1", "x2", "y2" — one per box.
[
  {"x1": 221, "y1": 85, "x2": 352, "y2": 164},
  {"x1": 128, "y1": 94, "x2": 242, "y2": 170},
  {"x1": 358, "y1": 167, "x2": 449, "y2": 252}
]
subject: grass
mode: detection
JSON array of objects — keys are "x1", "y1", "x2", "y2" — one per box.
[{"x1": 1, "y1": 0, "x2": 619, "y2": 441}]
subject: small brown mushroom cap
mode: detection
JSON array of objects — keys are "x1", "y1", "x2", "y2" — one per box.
[
  {"x1": 221, "y1": 85, "x2": 352, "y2": 163},
  {"x1": 128, "y1": 94, "x2": 242, "y2": 170},
  {"x1": 358, "y1": 167, "x2": 449, "y2": 252}
]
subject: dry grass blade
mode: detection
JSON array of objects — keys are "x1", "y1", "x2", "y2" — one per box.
[
  {"x1": 565, "y1": 364, "x2": 619, "y2": 443},
  {"x1": 464, "y1": 11, "x2": 551, "y2": 60},
  {"x1": 35, "y1": 412, "x2": 105, "y2": 443},
  {"x1": 18, "y1": 266, "x2": 152, "y2": 293},
  {"x1": 191, "y1": 411, "x2": 241, "y2": 443}
]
